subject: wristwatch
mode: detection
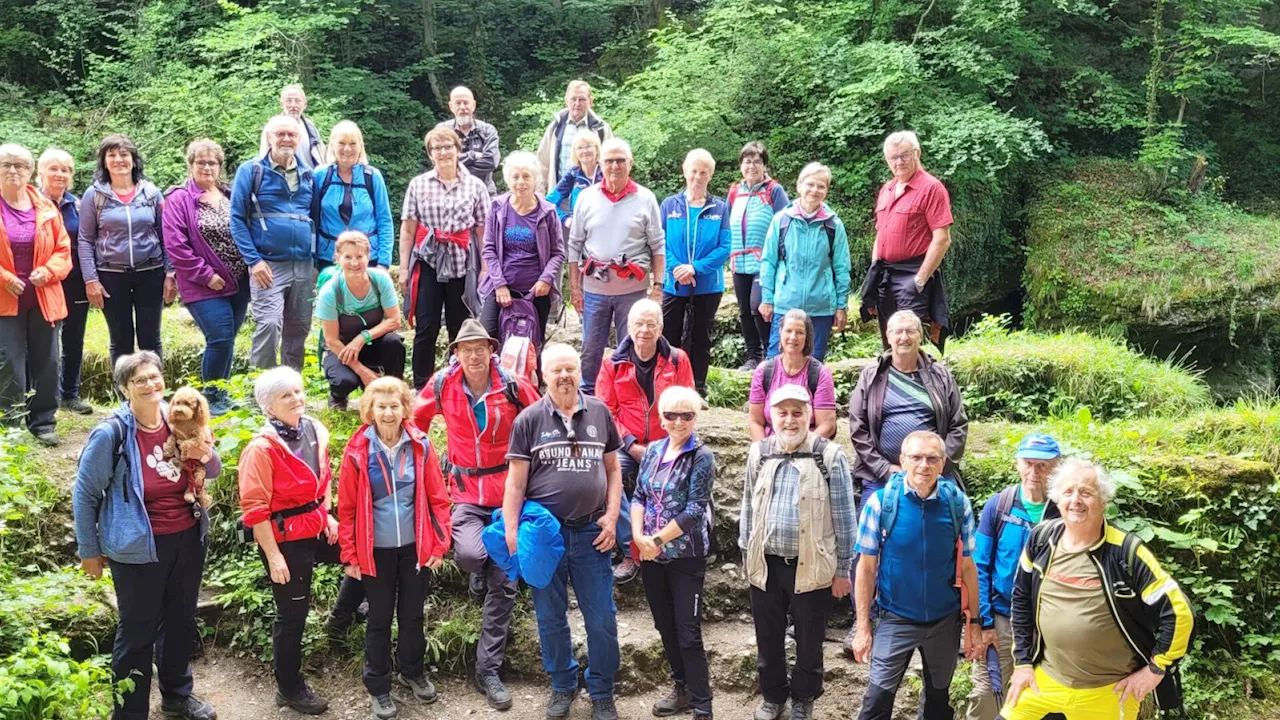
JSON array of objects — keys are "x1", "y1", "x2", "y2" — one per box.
[
  {"x1": 966, "y1": 617, "x2": 982, "y2": 625},
  {"x1": 651, "y1": 536, "x2": 666, "y2": 549}
]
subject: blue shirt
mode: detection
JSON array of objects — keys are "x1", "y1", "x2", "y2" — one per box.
[{"x1": 365, "y1": 426, "x2": 416, "y2": 549}]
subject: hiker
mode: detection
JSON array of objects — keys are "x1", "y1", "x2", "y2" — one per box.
[
  {"x1": 727, "y1": 141, "x2": 789, "y2": 371},
  {"x1": 659, "y1": 148, "x2": 731, "y2": 396},
  {"x1": 758, "y1": 162, "x2": 851, "y2": 361},
  {"x1": 412, "y1": 318, "x2": 540, "y2": 711},
  {"x1": 315, "y1": 230, "x2": 404, "y2": 409},
  {"x1": 312, "y1": 120, "x2": 395, "y2": 270},
  {"x1": 850, "y1": 430, "x2": 982, "y2": 720},
  {"x1": 747, "y1": 308, "x2": 837, "y2": 441},
  {"x1": 1003, "y1": 458, "x2": 1195, "y2": 720},
  {"x1": 535, "y1": 79, "x2": 614, "y2": 193},
  {"x1": 437, "y1": 86, "x2": 501, "y2": 196},
  {"x1": 965, "y1": 433, "x2": 1062, "y2": 720},
  {"x1": 162, "y1": 139, "x2": 249, "y2": 416},
  {"x1": 230, "y1": 115, "x2": 318, "y2": 371},
  {"x1": 739, "y1": 384, "x2": 857, "y2": 720},
  {"x1": 479, "y1": 151, "x2": 564, "y2": 348},
  {"x1": 545, "y1": 131, "x2": 604, "y2": 227},
  {"x1": 336, "y1": 377, "x2": 452, "y2": 720},
  {"x1": 258, "y1": 84, "x2": 326, "y2": 169},
  {"x1": 860, "y1": 130, "x2": 954, "y2": 351},
  {"x1": 36, "y1": 147, "x2": 92, "y2": 416},
  {"x1": 72, "y1": 351, "x2": 219, "y2": 720},
  {"x1": 502, "y1": 343, "x2": 626, "y2": 720}
]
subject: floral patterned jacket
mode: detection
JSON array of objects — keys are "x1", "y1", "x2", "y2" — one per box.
[{"x1": 630, "y1": 433, "x2": 716, "y2": 561}]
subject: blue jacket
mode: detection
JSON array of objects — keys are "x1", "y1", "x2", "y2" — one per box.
[
  {"x1": 659, "y1": 192, "x2": 731, "y2": 296},
  {"x1": 77, "y1": 180, "x2": 167, "y2": 283},
  {"x1": 759, "y1": 203, "x2": 852, "y2": 317},
  {"x1": 871, "y1": 474, "x2": 967, "y2": 623},
  {"x1": 312, "y1": 163, "x2": 395, "y2": 266},
  {"x1": 72, "y1": 406, "x2": 221, "y2": 564},
  {"x1": 229, "y1": 155, "x2": 316, "y2": 266},
  {"x1": 630, "y1": 434, "x2": 715, "y2": 561},
  {"x1": 975, "y1": 486, "x2": 1059, "y2": 626},
  {"x1": 482, "y1": 501, "x2": 565, "y2": 589},
  {"x1": 546, "y1": 165, "x2": 603, "y2": 222}
]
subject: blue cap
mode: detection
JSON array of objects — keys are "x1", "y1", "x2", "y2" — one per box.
[{"x1": 1015, "y1": 433, "x2": 1061, "y2": 460}]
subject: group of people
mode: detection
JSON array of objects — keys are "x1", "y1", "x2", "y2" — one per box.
[{"x1": 59, "y1": 77, "x2": 1194, "y2": 720}]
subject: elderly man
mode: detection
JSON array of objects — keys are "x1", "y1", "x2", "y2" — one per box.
[
  {"x1": 851, "y1": 431, "x2": 982, "y2": 720},
  {"x1": 258, "y1": 84, "x2": 326, "y2": 168},
  {"x1": 859, "y1": 130, "x2": 954, "y2": 351},
  {"x1": 595, "y1": 298, "x2": 694, "y2": 582},
  {"x1": 413, "y1": 319, "x2": 539, "y2": 711},
  {"x1": 503, "y1": 343, "x2": 625, "y2": 720},
  {"x1": 568, "y1": 138, "x2": 665, "y2": 395},
  {"x1": 966, "y1": 433, "x2": 1062, "y2": 720},
  {"x1": 1004, "y1": 459, "x2": 1194, "y2": 720},
  {"x1": 536, "y1": 80, "x2": 614, "y2": 194},
  {"x1": 231, "y1": 114, "x2": 318, "y2": 370},
  {"x1": 739, "y1": 384, "x2": 857, "y2": 720},
  {"x1": 436, "y1": 86, "x2": 500, "y2": 195}
]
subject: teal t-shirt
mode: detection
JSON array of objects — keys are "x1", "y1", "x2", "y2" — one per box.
[
  {"x1": 1020, "y1": 486, "x2": 1047, "y2": 524},
  {"x1": 314, "y1": 268, "x2": 398, "y2": 322}
]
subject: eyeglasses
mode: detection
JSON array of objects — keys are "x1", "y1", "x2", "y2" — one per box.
[
  {"x1": 456, "y1": 346, "x2": 490, "y2": 358},
  {"x1": 887, "y1": 151, "x2": 917, "y2": 164},
  {"x1": 741, "y1": 159, "x2": 764, "y2": 167},
  {"x1": 129, "y1": 373, "x2": 165, "y2": 388},
  {"x1": 192, "y1": 160, "x2": 220, "y2": 168},
  {"x1": 904, "y1": 454, "x2": 944, "y2": 465},
  {"x1": 663, "y1": 411, "x2": 695, "y2": 422},
  {"x1": 429, "y1": 144, "x2": 457, "y2": 153},
  {"x1": 602, "y1": 157, "x2": 629, "y2": 165},
  {"x1": 272, "y1": 131, "x2": 300, "y2": 140},
  {"x1": 0, "y1": 162, "x2": 31, "y2": 171}
]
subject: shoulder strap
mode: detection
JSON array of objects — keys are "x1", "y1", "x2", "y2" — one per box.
[
  {"x1": 250, "y1": 162, "x2": 264, "y2": 201},
  {"x1": 805, "y1": 357, "x2": 822, "y2": 397},
  {"x1": 93, "y1": 187, "x2": 108, "y2": 214},
  {"x1": 811, "y1": 437, "x2": 832, "y2": 484},
  {"x1": 364, "y1": 167, "x2": 379, "y2": 230},
  {"x1": 432, "y1": 368, "x2": 448, "y2": 405},
  {"x1": 497, "y1": 366, "x2": 525, "y2": 412},
  {"x1": 761, "y1": 358, "x2": 777, "y2": 395},
  {"x1": 879, "y1": 476, "x2": 903, "y2": 541},
  {"x1": 777, "y1": 213, "x2": 791, "y2": 265},
  {"x1": 727, "y1": 183, "x2": 740, "y2": 207},
  {"x1": 332, "y1": 272, "x2": 346, "y2": 316},
  {"x1": 1121, "y1": 531, "x2": 1142, "y2": 578},
  {"x1": 941, "y1": 481, "x2": 965, "y2": 543},
  {"x1": 105, "y1": 415, "x2": 127, "y2": 476},
  {"x1": 988, "y1": 486, "x2": 1019, "y2": 568}
]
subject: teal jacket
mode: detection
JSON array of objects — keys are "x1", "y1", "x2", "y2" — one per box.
[{"x1": 759, "y1": 203, "x2": 852, "y2": 317}]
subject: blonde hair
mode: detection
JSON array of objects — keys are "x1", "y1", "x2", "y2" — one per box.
[
  {"x1": 334, "y1": 230, "x2": 371, "y2": 257},
  {"x1": 325, "y1": 120, "x2": 369, "y2": 164},
  {"x1": 571, "y1": 132, "x2": 602, "y2": 169},
  {"x1": 37, "y1": 147, "x2": 75, "y2": 175},
  {"x1": 683, "y1": 148, "x2": 716, "y2": 174},
  {"x1": 658, "y1": 386, "x2": 702, "y2": 415},
  {"x1": 564, "y1": 80, "x2": 592, "y2": 99},
  {"x1": 185, "y1": 139, "x2": 224, "y2": 168},
  {"x1": 796, "y1": 162, "x2": 832, "y2": 190},
  {"x1": 502, "y1": 151, "x2": 542, "y2": 187},
  {"x1": 359, "y1": 377, "x2": 415, "y2": 425}
]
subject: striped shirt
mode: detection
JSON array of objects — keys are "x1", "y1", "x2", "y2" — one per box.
[
  {"x1": 876, "y1": 367, "x2": 937, "y2": 462},
  {"x1": 400, "y1": 169, "x2": 488, "y2": 279},
  {"x1": 728, "y1": 179, "x2": 788, "y2": 275}
]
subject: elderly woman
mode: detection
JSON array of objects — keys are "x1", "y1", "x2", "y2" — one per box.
[
  {"x1": 631, "y1": 386, "x2": 715, "y2": 720},
  {"x1": 727, "y1": 141, "x2": 789, "y2": 371},
  {"x1": 759, "y1": 162, "x2": 852, "y2": 362},
  {"x1": 0, "y1": 143, "x2": 72, "y2": 446},
  {"x1": 545, "y1": 131, "x2": 604, "y2": 227},
  {"x1": 338, "y1": 377, "x2": 452, "y2": 719},
  {"x1": 80, "y1": 134, "x2": 175, "y2": 366},
  {"x1": 72, "y1": 352, "x2": 219, "y2": 720},
  {"x1": 37, "y1": 148, "x2": 92, "y2": 415},
  {"x1": 316, "y1": 230, "x2": 404, "y2": 409},
  {"x1": 1004, "y1": 459, "x2": 1195, "y2": 720},
  {"x1": 479, "y1": 151, "x2": 565, "y2": 347},
  {"x1": 162, "y1": 139, "x2": 249, "y2": 416},
  {"x1": 399, "y1": 126, "x2": 489, "y2": 389},
  {"x1": 314, "y1": 121, "x2": 395, "y2": 269},
  {"x1": 238, "y1": 366, "x2": 364, "y2": 715},
  {"x1": 748, "y1": 309, "x2": 837, "y2": 442},
  {"x1": 660, "y1": 149, "x2": 730, "y2": 396}
]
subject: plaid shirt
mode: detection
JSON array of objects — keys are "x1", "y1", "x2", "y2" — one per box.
[
  {"x1": 401, "y1": 169, "x2": 488, "y2": 279},
  {"x1": 855, "y1": 478, "x2": 976, "y2": 557}
]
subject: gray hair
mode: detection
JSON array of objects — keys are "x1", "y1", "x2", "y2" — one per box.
[
  {"x1": 886, "y1": 310, "x2": 923, "y2": 335},
  {"x1": 541, "y1": 342, "x2": 581, "y2": 371},
  {"x1": 600, "y1": 137, "x2": 633, "y2": 162},
  {"x1": 1048, "y1": 457, "x2": 1117, "y2": 505},
  {"x1": 0, "y1": 143, "x2": 35, "y2": 170},
  {"x1": 280, "y1": 84, "x2": 306, "y2": 99},
  {"x1": 884, "y1": 130, "x2": 921, "y2": 153},
  {"x1": 502, "y1": 151, "x2": 542, "y2": 187},
  {"x1": 565, "y1": 79, "x2": 592, "y2": 99},
  {"x1": 254, "y1": 366, "x2": 304, "y2": 412},
  {"x1": 902, "y1": 430, "x2": 945, "y2": 455},
  {"x1": 658, "y1": 385, "x2": 703, "y2": 415},
  {"x1": 683, "y1": 148, "x2": 716, "y2": 174},
  {"x1": 796, "y1": 162, "x2": 831, "y2": 189},
  {"x1": 265, "y1": 114, "x2": 301, "y2": 137},
  {"x1": 37, "y1": 147, "x2": 74, "y2": 174},
  {"x1": 113, "y1": 351, "x2": 163, "y2": 394},
  {"x1": 628, "y1": 298, "x2": 663, "y2": 329}
]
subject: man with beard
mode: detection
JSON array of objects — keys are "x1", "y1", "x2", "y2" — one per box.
[
  {"x1": 436, "y1": 86, "x2": 500, "y2": 196},
  {"x1": 739, "y1": 384, "x2": 857, "y2": 720}
]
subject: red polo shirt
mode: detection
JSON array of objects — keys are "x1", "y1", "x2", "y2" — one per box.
[{"x1": 874, "y1": 169, "x2": 953, "y2": 263}]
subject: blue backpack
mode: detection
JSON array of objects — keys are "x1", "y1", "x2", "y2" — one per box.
[{"x1": 877, "y1": 473, "x2": 967, "y2": 545}]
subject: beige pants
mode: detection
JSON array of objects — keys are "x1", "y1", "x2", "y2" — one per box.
[{"x1": 966, "y1": 614, "x2": 1015, "y2": 720}]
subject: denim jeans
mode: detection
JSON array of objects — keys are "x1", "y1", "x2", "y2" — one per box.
[
  {"x1": 530, "y1": 522, "x2": 619, "y2": 700},
  {"x1": 580, "y1": 290, "x2": 645, "y2": 395},
  {"x1": 185, "y1": 282, "x2": 250, "y2": 384},
  {"x1": 768, "y1": 313, "x2": 835, "y2": 361}
]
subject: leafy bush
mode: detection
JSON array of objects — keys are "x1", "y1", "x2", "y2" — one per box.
[
  {"x1": 0, "y1": 569, "x2": 115, "y2": 659},
  {"x1": 0, "y1": 430, "x2": 67, "y2": 572},
  {"x1": 0, "y1": 632, "x2": 128, "y2": 720}
]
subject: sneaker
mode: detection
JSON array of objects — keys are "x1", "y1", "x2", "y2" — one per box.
[
  {"x1": 754, "y1": 699, "x2": 784, "y2": 720},
  {"x1": 469, "y1": 570, "x2": 487, "y2": 599},
  {"x1": 737, "y1": 358, "x2": 760, "y2": 372},
  {"x1": 208, "y1": 398, "x2": 232, "y2": 417},
  {"x1": 397, "y1": 673, "x2": 438, "y2": 703},
  {"x1": 613, "y1": 557, "x2": 640, "y2": 584},
  {"x1": 546, "y1": 688, "x2": 580, "y2": 719},
  {"x1": 791, "y1": 698, "x2": 814, "y2": 720},
  {"x1": 60, "y1": 397, "x2": 93, "y2": 415},
  {"x1": 651, "y1": 683, "x2": 690, "y2": 716},
  {"x1": 160, "y1": 694, "x2": 217, "y2": 720},
  {"x1": 474, "y1": 673, "x2": 513, "y2": 710},
  {"x1": 371, "y1": 693, "x2": 397, "y2": 719},
  {"x1": 275, "y1": 684, "x2": 329, "y2": 715},
  {"x1": 32, "y1": 430, "x2": 58, "y2": 447},
  {"x1": 328, "y1": 397, "x2": 348, "y2": 411},
  {"x1": 591, "y1": 696, "x2": 619, "y2": 720}
]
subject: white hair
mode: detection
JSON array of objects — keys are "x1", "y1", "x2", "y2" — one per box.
[
  {"x1": 254, "y1": 366, "x2": 304, "y2": 413},
  {"x1": 541, "y1": 342, "x2": 581, "y2": 371},
  {"x1": 628, "y1": 298, "x2": 663, "y2": 329},
  {"x1": 887, "y1": 310, "x2": 923, "y2": 335},
  {"x1": 796, "y1": 162, "x2": 832, "y2": 189},
  {"x1": 565, "y1": 80, "x2": 592, "y2": 99},
  {"x1": 280, "y1": 84, "x2": 306, "y2": 99},
  {"x1": 265, "y1": 114, "x2": 301, "y2": 136},
  {"x1": 1048, "y1": 457, "x2": 1117, "y2": 505},
  {"x1": 658, "y1": 386, "x2": 703, "y2": 415},
  {"x1": 37, "y1": 147, "x2": 74, "y2": 174},
  {"x1": 600, "y1": 137, "x2": 633, "y2": 162},
  {"x1": 0, "y1": 143, "x2": 34, "y2": 169},
  {"x1": 683, "y1": 148, "x2": 716, "y2": 174},
  {"x1": 884, "y1": 130, "x2": 921, "y2": 153},
  {"x1": 450, "y1": 86, "x2": 474, "y2": 102},
  {"x1": 502, "y1": 151, "x2": 542, "y2": 187}
]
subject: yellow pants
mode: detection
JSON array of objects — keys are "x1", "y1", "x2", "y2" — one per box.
[{"x1": 999, "y1": 666, "x2": 1141, "y2": 720}]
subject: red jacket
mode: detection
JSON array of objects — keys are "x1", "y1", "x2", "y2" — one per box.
[
  {"x1": 412, "y1": 359, "x2": 541, "y2": 507},
  {"x1": 596, "y1": 337, "x2": 694, "y2": 448},
  {"x1": 336, "y1": 422, "x2": 453, "y2": 577},
  {"x1": 238, "y1": 418, "x2": 332, "y2": 544}
]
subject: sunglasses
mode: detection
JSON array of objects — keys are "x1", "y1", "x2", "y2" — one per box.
[{"x1": 663, "y1": 411, "x2": 695, "y2": 422}]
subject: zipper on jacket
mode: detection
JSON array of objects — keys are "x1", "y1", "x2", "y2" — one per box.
[
  {"x1": 125, "y1": 201, "x2": 135, "y2": 268},
  {"x1": 1090, "y1": 553, "x2": 1148, "y2": 664}
]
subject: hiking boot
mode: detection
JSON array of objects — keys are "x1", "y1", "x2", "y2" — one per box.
[
  {"x1": 60, "y1": 397, "x2": 93, "y2": 415},
  {"x1": 591, "y1": 696, "x2": 619, "y2": 720},
  {"x1": 474, "y1": 673, "x2": 513, "y2": 710},
  {"x1": 208, "y1": 398, "x2": 232, "y2": 417},
  {"x1": 371, "y1": 693, "x2": 397, "y2": 719},
  {"x1": 397, "y1": 673, "x2": 438, "y2": 703},
  {"x1": 738, "y1": 358, "x2": 760, "y2": 372},
  {"x1": 842, "y1": 625, "x2": 857, "y2": 658},
  {"x1": 275, "y1": 684, "x2": 329, "y2": 715},
  {"x1": 160, "y1": 694, "x2": 217, "y2": 720},
  {"x1": 546, "y1": 688, "x2": 580, "y2": 719},
  {"x1": 32, "y1": 430, "x2": 59, "y2": 447},
  {"x1": 469, "y1": 570, "x2": 487, "y2": 599},
  {"x1": 754, "y1": 699, "x2": 784, "y2": 720},
  {"x1": 651, "y1": 683, "x2": 691, "y2": 716},
  {"x1": 328, "y1": 397, "x2": 348, "y2": 411},
  {"x1": 693, "y1": 713, "x2": 713, "y2": 720},
  {"x1": 791, "y1": 698, "x2": 814, "y2": 720},
  {"x1": 613, "y1": 557, "x2": 639, "y2": 584}
]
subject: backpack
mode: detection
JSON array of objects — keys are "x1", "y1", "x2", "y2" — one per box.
[
  {"x1": 776, "y1": 213, "x2": 839, "y2": 289},
  {"x1": 76, "y1": 416, "x2": 129, "y2": 501},
  {"x1": 877, "y1": 475, "x2": 972, "y2": 620},
  {"x1": 752, "y1": 436, "x2": 836, "y2": 485},
  {"x1": 499, "y1": 336, "x2": 540, "y2": 387},
  {"x1": 92, "y1": 183, "x2": 160, "y2": 214},
  {"x1": 432, "y1": 363, "x2": 526, "y2": 416},
  {"x1": 247, "y1": 162, "x2": 314, "y2": 232},
  {"x1": 312, "y1": 164, "x2": 380, "y2": 244},
  {"x1": 727, "y1": 179, "x2": 778, "y2": 210},
  {"x1": 760, "y1": 356, "x2": 822, "y2": 399},
  {"x1": 499, "y1": 293, "x2": 543, "y2": 348}
]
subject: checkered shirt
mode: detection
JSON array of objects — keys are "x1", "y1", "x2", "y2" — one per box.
[{"x1": 400, "y1": 169, "x2": 488, "y2": 279}]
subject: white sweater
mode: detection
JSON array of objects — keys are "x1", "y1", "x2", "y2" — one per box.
[{"x1": 567, "y1": 184, "x2": 665, "y2": 296}]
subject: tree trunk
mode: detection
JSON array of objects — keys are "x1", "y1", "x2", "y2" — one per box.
[
  {"x1": 1144, "y1": 0, "x2": 1167, "y2": 134},
  {"x1": 421, "y1": 0, "x2": 446, "y2": 109}
]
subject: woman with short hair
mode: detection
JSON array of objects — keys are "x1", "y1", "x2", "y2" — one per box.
[
  {"x1": 37, "y1": 147, "x2": 92, "y2": 414},
  {"x1": 72, "y1": 351, "x2": 219, "y2": 720},
  {"x1": 631, "y1": 385, "x2": 715, "y2": 720},
  {"x1": 314, "y1": 121, "x2": 395, "y2": 269},
  {"x1": 163, "y1": 139, "x2": 249, "y2": 415},
  {"x1": 0, "y1": 142, "x2": 73, "y2": 446},
  {"x1": 727, "y1": 141, "x2": 788, "y2": 370}
]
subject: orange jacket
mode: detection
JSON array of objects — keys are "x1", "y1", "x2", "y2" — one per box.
[{"x1": 0, "y1": 186, "x2": 71, "y2": 322}]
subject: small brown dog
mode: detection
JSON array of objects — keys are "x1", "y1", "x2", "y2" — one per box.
[{"x1": 164, "y1": 386, "x2": 214, "y2": 513}]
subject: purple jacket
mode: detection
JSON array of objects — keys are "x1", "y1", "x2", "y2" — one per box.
[
  {"x1": 479, "y1": 193, "x2": 565, "y2": 308},
  {"x1": 162, "y1": 178, "x2": 240, "y2": 303}
]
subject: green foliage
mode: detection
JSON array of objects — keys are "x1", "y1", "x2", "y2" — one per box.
[
  {"x1": 0, "y1": 570, "x2": 115, "y2": 659},
  {"x1": 0, "y1": 429, "x2": 66, "y2": 572},
  {"x1": 704, "y1": 366, "x2": 751, "y2": 409},
  {"x1": 0, "y1": 632, "x2": 129, "y2": 720}
]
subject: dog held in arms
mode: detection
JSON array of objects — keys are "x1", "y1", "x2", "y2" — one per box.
[{"x1": 164, "y1": 387, "x2": 215, "y2": 516}]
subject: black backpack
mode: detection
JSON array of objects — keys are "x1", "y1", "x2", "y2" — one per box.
[
  {"x1": 311, "y1": 164, "x2": 380, "y2": 243},
  {"x1": 760, "y1": 356, "x2": 822, "y2": 398}
]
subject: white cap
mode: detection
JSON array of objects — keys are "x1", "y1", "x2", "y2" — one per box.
[{"x1": 769, "y1": 383, "x2": 812, "y2": 408}]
